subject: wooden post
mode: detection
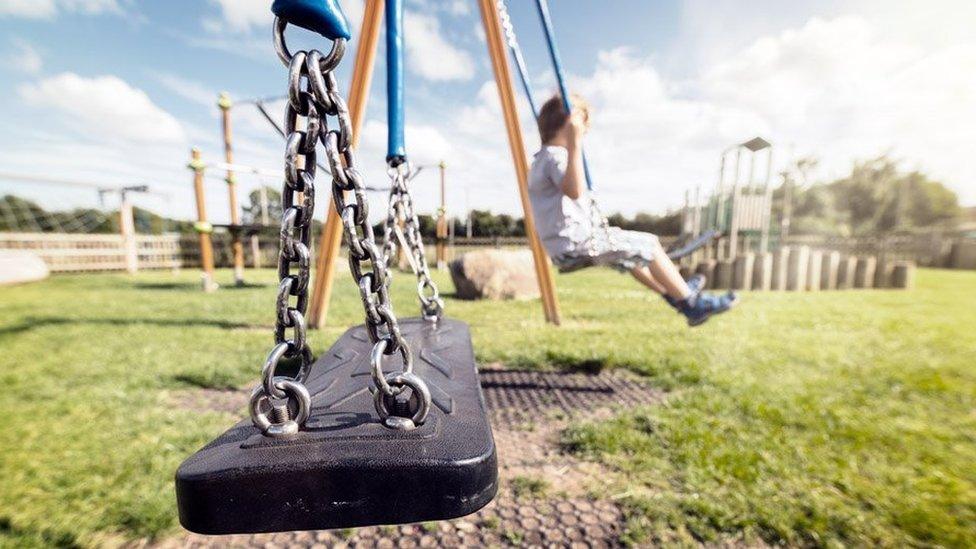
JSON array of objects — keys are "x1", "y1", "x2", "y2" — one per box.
[
  {"x1": 786, "y1": 245, "x2": 809, "y2": 291},
  {"x1": 771, "y1": 245, "x2": 790, "y2": 290},
  {"x1": 837, "y1": 255, "x2": 857, "y2": 289},
  {"x1": 890, "y1": 261, "x2": 915, "y2": 289},
  {"x1": 436, "y1": 160, "x2": 447, "y2": 270},
  {"x1": 806, "y1": 250, "x2": 822, "y2": 291},
  {"x1": 479, "y1": 0, "x2": 561, "y2": 324},
  {"x1": 218, "y1": 92, "x2": 246, "y2": 286},
  {"x1": 714, "y1": 259, "x2": 734, "y2": 290},
  {"x1": 254, "y1": 186, "x2": 270, "y2": 269},
  {"x1": 732, "y1": 252, "x2": 754, "y2": 291},
  {"x1": 759, "y1": 148, "x2": 774, "y2": 254},
  {"x1": 820, "y1": 251, "x2": 840, "y2": 290},
  {"x1": 189, "y1": 148, "x2": 216, "y2": 292},
  {"x1": 752, "y1": 252, "x2": 772, "y2": 291},
  {"x1": 727, "y1": 148, "x2": 743, "y2": 259},
  {"x1": 119, "y1": 190, "x2": 138, "y2": 274},
  {"x1": 854, "y1": 256, "x2": 876, "y2": 289},
  {"x1": 308, "y1": 0, "x2": 385, "y2": 329}
]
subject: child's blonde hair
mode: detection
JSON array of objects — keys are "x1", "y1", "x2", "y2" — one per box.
[{"x1": 536, "y1": 93, "x2": 590, "y2": 143}]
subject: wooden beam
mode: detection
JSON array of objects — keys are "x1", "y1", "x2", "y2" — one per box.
[
  {"x1": 190, "y1": 148, "x2": 216, "y2": 292},
  {"x1": 308, "y1": 0, "x2": 385, "y2": 329},
  {"x1": 218, "y1": 92, "x2": 246, "y2": 286},
  {"x1": 478, "y1": 0, "x2": 561, "y2": 325},
  {"x1": 119, "y1": 190, "x2": 137, "y2": 274},
  {"x1": 436, "y1": 160, "x2": 447, "y2": 270}
]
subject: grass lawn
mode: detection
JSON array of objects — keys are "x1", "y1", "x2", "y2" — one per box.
[{"x1": 0, "y1": 266, "x2": 974, "y2": 547}]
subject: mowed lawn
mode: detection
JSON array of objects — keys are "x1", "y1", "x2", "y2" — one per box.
[{"x1": 0, "y1": 266, "x2": 974, "y2": 547}]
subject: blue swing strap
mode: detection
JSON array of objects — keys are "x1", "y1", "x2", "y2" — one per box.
[
  {"x1": 386, "y1": 0, "x2": 407, "y2": 165},
  {"x1": 533, "y1": 0, "x2": 595, "y2": 192},
  {"x1": 271, "y1": 0, "x2": 351, "y2": 40}
]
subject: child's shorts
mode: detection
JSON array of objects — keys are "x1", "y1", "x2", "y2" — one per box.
[{"x1": 552, "y1": 228, "x2": 660, "y2": 273}]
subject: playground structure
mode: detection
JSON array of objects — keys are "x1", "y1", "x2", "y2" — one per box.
[{"x1": 678, "y1": 137, "x2": 915, "y2": 291}]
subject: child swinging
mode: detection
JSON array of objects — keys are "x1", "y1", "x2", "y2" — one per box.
[{"x1": 528, "y1": 94, "x2": 738, "y2": 326}]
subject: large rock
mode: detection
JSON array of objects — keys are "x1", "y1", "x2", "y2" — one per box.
[
  {"x1": 0, "y1": 250, "x2": 49, "y2": 285},
  {"x1": 449, "y1": 249, "x2": 540, "y2": 300}
]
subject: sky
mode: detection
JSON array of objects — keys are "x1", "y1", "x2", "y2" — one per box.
[{"x1": 0, "y1": 0, "x2": 974, "y2": 225}]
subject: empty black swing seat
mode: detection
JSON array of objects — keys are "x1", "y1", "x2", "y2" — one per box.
[{"x1": 176, "y1": 317, "x2": 497, "y2": 534}]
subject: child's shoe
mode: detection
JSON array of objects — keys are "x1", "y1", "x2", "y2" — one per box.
[
  {"x1": 679, "y1": 291, "x2": 737, "y2": 327},
  {"x1": 663, "y1": 273, "x2": 706, "y2": 309}
]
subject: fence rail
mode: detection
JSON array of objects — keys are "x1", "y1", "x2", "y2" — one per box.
[{"x1": 1, "y1": 231, "x2": 973, "y2": 273}]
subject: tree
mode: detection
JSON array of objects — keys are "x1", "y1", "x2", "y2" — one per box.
[
  {"x1": 242, "y1": 186, "x2": 282, "y2": 226},
  {"x1": 774, "y1": 155, "x2": 961, "y2": 236}
]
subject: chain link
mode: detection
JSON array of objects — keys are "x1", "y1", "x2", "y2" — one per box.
[
  {"x1": 382, "y1": 164, "x2": 444, "y2": 320},
  {"x1": 249, "y1": 19, "x2": 432, "y2": 434}
]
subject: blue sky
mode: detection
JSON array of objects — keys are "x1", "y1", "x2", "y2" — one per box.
[{"x1": 1, "y1": 0, "x2": 974, "y2": 225}]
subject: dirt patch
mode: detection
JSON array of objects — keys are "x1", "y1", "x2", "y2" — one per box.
[{"x1": 170, "y1": 387, "x2": 248, "y2": 415}]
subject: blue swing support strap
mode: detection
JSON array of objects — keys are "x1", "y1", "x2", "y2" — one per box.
[
  {"x1": 533, "y1": 0, "x2": 595, "y2": 192},
  {"x1": 386, "y1": 0, "x2": 407, "y2": 164},
  {"x1": 271, "y1": 0, "x2": 351, "y2": 40}
]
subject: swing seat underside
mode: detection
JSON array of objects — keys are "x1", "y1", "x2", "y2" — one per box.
[{"x1": 176, "y1": 318, "x2": 497, "y2": 535}]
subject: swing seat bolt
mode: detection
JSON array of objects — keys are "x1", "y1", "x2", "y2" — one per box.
[
  {"x1": 266, "y1": 420, "x2": 300, "y2": 436},
  {"x1": 383, "y1": 416, "x2": 416, "y2": 431}
]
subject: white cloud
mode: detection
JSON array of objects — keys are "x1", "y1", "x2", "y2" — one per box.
[
  {"x1": 4, "y1": 38, "x2": 42, "y2": 73},
  {"x1": 696, "y1": 15, "x2": 976, "y2": 203},
  {"x1": 440, "y1": 13, "x2": 976, "y2": 216},
  {"x1": 205, "y1": 0, "x2": 362, "y2": 35},
  {"x1": 150, "y1": 71, "x2": 217, "y2": 108},
  {"x1": 206, "y1": 0, "x2": 269, "y2": 33},
  {"x1": 0, "y1": 0, "x2": 55, "y2": 18},
  {"x1": 60, "y1": 0, "x2": 119, "y2": 14},
  {"x1": 404, "y1": 12, "x2": 474, "y2": 81},
  {"x1": 445, "y1": 0, "x2": 469, "y2": 16},
  {"x1": 18, "y1": 72, "x2": 186, "y2": 144},
  {"x1": 0, "y1": 0, "x2": 119, "y2": 18}
]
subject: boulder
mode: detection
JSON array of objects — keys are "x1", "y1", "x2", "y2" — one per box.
[
  {"x1": 0, "y1": 250, "x2": 49, "y2": 285},
  {"x1": 449, "y1": 249, "x2": 540, "y2": 300}
]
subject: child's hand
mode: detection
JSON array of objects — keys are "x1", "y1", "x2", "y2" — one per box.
[{"x1": 564, "y1": 108, "x2": 588, "y2": 143}]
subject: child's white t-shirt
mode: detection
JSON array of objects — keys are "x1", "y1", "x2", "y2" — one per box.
[{"x1": 527, "y1": 145, "x2": 594, "y2": 257}]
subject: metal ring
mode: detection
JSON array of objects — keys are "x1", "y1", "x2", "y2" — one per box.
[
  {"x1": 370, "y1": 337, "x2": 412, "y2": 397},
  {"x1": 250, "y1": 378, "x2": 311, "y2": 436},
  {"x1": 372, "y1": 372, "x2": 431, "y2": 429},
  {"x1": 274, "y1": 18, "x2": 346, "y2": 70},
  {"x1": 261, "y1": 341, "x2": 314, "y2": 399}
]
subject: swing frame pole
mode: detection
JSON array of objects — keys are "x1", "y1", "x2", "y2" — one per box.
[
  {"x1": 217, "y1": 92, "x2": 246, "y2": 286},
  {"x1": 308, "y1": 0, "x2": 385, "y2": 329},
  {"x1": 479, "y1": 0, "x2": 561, "y2": 325}
]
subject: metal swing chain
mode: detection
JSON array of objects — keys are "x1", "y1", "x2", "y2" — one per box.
[
  {"x1": 250, "y1": 18, "x2": 432, "y2": 435},
  {"x1": 382, "y1": 164, "x2": 444, "y2": 320}
]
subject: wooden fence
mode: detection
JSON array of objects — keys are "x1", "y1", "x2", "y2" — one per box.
[{"x1": 0, "y1": 231, "x2": 972, "y2": 273}]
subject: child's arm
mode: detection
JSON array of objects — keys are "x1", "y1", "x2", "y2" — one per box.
[{"x1": 559, "y1": 110, "x2": 587, "y2": 199}]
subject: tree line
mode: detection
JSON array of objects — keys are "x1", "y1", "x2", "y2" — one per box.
[{"x1": 2, "y1": 155, "x2": 964, "y2": 237}]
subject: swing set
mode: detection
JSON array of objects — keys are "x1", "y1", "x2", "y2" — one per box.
[{"x1": 177, "y1": 0, "x2": 713, "y2": 534}]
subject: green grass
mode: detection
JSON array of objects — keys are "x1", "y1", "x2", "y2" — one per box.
[
  {"x1": 0, "y1": 267, "x2": 973, "y2": 547},
  {"x1": 510, "y1": 475, "x2": 551, "y2": 499}
]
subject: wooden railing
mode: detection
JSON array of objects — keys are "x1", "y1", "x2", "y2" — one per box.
[{"x1": 0, "y1": 232, "x2": 972, "y2": 273}]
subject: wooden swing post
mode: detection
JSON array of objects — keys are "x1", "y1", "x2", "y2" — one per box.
[
  {"x1": 478, "y1": 0, "x2": 561, "y2": 325},
  {"x1": 308, "y1": 0, "x2": 385, "y2": 329},
  {"x1": 217, "y1": 92, "x2": 246, "y2": 286},
  {"x1": 189, "y1": 148, "x2": 216, "y2": 292},
  {"x1": 436, "y1": 160, "x2": 447, "y2": 270}
]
